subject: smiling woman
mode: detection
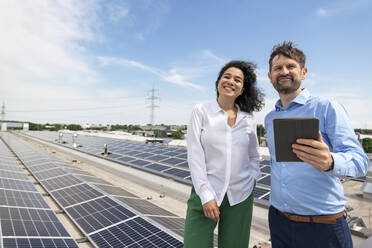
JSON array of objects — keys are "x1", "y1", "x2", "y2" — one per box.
[{"x1": 183, "y1": 60, "x2": 264, "y2": 248}]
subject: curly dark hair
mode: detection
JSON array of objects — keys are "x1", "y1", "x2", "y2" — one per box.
[
  {"x1": 269, "y1": 41, "x2": 306, "y2": 71},
  {"x1": 215, "y1": 60, "x2": 264, "y2": 113}
]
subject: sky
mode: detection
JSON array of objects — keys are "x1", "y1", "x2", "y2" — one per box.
[{"x1": 1, "y1": 0, "x2": 372, "y2": 128}]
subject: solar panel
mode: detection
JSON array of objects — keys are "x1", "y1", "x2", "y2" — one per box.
[
  {"x1": 174, "y1": 153, "x2": 187, "y2": 159},
  {"x1": 0, "y1": 189, "x2": 49, "y2": 208},
  {"x1": 257, "y1": 175, "x2": 271, "y2": 186},
  {"x1": 0, "y1": 178, "x2": 38, "y2": 192},
  {"x1": 145, "y1": 163, "x2": 170, "y2": 172},
  {"x1": 76, "y1": 175, "x2": 112, "y2": 185},
  {"x1": 93, "y1": 184, "x2": 139, "y2": 198},
  {"x1": 163, "y1": 168, "x2": 190, "y2": 179},
  {"x1": 0, "y1": 164, "x2": 24, "y2": 172},
  {"x1": 149, "y1": 216, "x2": 185, "y2": 237},
  {"x1": 135, "y1": 152, "x2": 156, "y2": 159},
  {"x1": 41, "y1": 174, "x2": 82, "y2": 191},
  {"x1": 0, "y1": 170, "x2": 29, "y2": 181},
  {"x1": 33, "y1": 168, "x2": 68, "y2": 181},
  {"x1": 0, "y1": 207, "x2": 70, "y2": 237},
  {"x1": 116, "y1": 156, "x2": 136, "y2": 163},
  {"x1": 129, "y1": 159, "x2": 152, "y2": 167},
  {"x1": 115, "y1": 197, "x2": 176, "y2": 216},
  {"x1": 51, "y1": 183, "x2": 104, "y2": 207},
  {"x1": 176, "y1": 161, "x2": 189, "y2": 168},
  {"x1": 90, "y1": 217, "x2": 183, "y2": 248},
  {"x1": 253, "y1": 186, "x2": 270, "y2": 198},
  {"x1": 146, "y1": 154, "x2": 169, "y2": 162},
  {"x1": 65, "y1": 196, "x2": 136, "y2": 234},
  {"x1": 2, "y1": 238, "x2": 79, "y2": 248},
  {"x1": 160, "y1": 157, "x2": 186, "y2": 165},
  {"x1": 260, "y1": 165, "x2": 271, "y2": 174}
]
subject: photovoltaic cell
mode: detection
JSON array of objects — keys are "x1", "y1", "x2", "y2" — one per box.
[
  {"x1": 0, "y1": 178, "x2": 37, "y2": 192},
  {"x1": 33, "y1": 168, "x2": 68, "y2": 181},
  {"x1": 0, "y1": 170, "x2": 29, "y2": 181},
  {"x1": 149, "y1": 216, "x2": 185, "y2": 237},
  {"x1": 0, "y1": 207, "x2": 70, "y2": 237},
  {"x1": 2, "y1": 238, "x2": 79, "y2": 248},
  {"x1": 163, "y1": 168, "x2": 190, "y2": 179},
  {"x1": 129, "y1": 159, "x2": 152, "y2": 167},
  {"x1": 65, "y1": 196, "x2": 136, "y2": 234},
  {"x1": 51, "y1": 183, "x2": 104, "y2": 207},
  {"x1": 41, "y1": 174, "x2": 82, "y2": 191},
  {"x1": 260, "y1": 165, "x2": 271, "y2": 174},
  {"x1": 253, "y1": 186, "x2": 270, "y2": 198},
  {"x1": 257, "y1": 175, "x2": 271, "y2": 186},
  {"x1": 145, "y1": 163, "x2": 170, "y2": 172},
  {"x1": 146, "y1": 154, "x2": 169, "y2": 162},
  {"x1": 0, "y1": 189, "x2": 49, "y2": 208},
  {"x1": 76, "y1": 175, "x2": 111, "y2": 185},
  {"x1": 160, "y1": 157, "x2": 186, "y2": 166},
  {"x1": 90, "y1": 217, "x2": 183, "y2": 248}
]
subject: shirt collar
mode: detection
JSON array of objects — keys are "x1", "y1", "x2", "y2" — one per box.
[
  {"x1": 212, "y1": 99, "x2": 246, "y2": 116},
  {"x1": 275, "y1": 88, "x2": 310, "y2": 111}
]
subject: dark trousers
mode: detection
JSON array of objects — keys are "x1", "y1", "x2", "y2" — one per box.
[{"x1": 269, "y1": 206, "x2": 353, "y2": 248}]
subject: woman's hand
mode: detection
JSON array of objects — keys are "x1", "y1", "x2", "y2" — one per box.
[{"x1": 202, "y1": 199, "x2": 220, "y2": 222}]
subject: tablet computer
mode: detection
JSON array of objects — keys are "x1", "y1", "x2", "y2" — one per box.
[{"x1": 273, "y1": 118, "x2": 319, "y2": 162}]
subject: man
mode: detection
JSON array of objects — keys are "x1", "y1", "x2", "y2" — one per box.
[{"x1": 264, "y1": 41, "x2": 370, "y2": 248}]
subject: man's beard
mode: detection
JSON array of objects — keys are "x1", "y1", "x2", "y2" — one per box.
[{"x1": 274, "y1": 76, "x2": 301, "y2": 94}]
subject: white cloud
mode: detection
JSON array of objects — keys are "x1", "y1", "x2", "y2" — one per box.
[
  {"x1": 316, "y1": 8, "x2": 328, "y2": 17},
  {"x1": 315, "y1": 0, "x2": 371, "y2": 18},
  {"x1": 97, "y1": 56, "x2": 204, "y2": 90},
  {"x1": 105, "y1": 2, "x2": 129, "y2": 23}
]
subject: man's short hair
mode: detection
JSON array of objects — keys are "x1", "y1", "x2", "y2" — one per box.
[{"x1": 269, "y1": 41, "x2": 306, "y2": 71}]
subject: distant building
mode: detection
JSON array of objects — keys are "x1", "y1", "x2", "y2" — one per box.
[{"x1": 0, "y1": 120, "x2": 28, "y2": 131}]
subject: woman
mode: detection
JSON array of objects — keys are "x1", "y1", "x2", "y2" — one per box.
[{"x1": 184, "y1": 60, "x2": 264, "y2": 247}]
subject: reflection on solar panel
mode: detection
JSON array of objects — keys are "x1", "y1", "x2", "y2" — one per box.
[
  {"x1": 94, "y1": 184, "x2": 139, "y2": 198},
  {"x1": 90, "y1": 217, "x2": 183, "y2": 248},
  {"x1": 117, "y1": 156, "x2": 136, "y2": 163},
  {"x1": 76, "y1": 175, "x2": 111, "y2": 185},
  {"x1": 147, "y1": 154, "x2": 169, "y2": 162},
  {"x1": 115, "y1": 197, "x2": 176, "y2": 216},
  {"x1": 149, "y1": 216, "x2": 185, "y2": 237}
]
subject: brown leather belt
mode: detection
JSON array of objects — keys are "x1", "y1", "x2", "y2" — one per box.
[{"x1": 277, "y1": 208, "x2": 345, "y2": 224}]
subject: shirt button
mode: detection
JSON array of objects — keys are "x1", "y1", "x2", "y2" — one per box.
[
  {"x1": 284, "y1": 203, "x2": 288, "y2": 206},
  {"x1": 282, "y1": 183, "x2": 286, "y2": 187},
  {"x1": 337, "y1": 170, "x2": 341, "y2": 174},
  {"x1": 282, "y1": 164, "x2": 286, "y2": 167}
]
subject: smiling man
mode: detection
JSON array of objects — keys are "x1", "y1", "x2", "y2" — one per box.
[{"x1": 264, "y1": 41, "x2": 370, "y2": 248}]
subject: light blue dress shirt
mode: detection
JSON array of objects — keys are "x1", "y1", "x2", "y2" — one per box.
[{"x1": 265, "y1": 89, "x2": 370, "y2": 215}]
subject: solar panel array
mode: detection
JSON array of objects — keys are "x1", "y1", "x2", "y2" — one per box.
[
  {"x1": 0, "y1": 134, "x2": 79, "y2": 248},
  {"x1": 1, "y1": 132, "x2": 183, "y2": 247},
  {"x1": 25, "y1": 131, "x2": 272, "y2": 203}
]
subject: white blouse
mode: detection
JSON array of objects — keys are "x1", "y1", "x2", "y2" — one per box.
[{"x1": 187, "y1": 100, "x2": 261, "y2": 206}]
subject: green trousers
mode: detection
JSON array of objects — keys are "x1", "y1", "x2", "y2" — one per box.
[{"x1": 183, "y1": 187, "x2": 254, "y2": 248}]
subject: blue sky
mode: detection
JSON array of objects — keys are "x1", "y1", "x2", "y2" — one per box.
[{"x1": 1, "y1": 0, "x2": 371, "y2": 128}]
